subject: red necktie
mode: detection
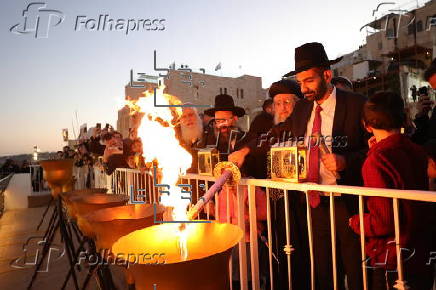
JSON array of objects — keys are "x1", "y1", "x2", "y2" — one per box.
[{"x1": 307, "y1": 105, "x2": 322, "y2": 208}]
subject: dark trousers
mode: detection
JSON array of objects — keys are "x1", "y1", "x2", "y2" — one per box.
[
  {"x1": 311, "y1": 197, "x2": 363, "y2": 290},
  {"x1": 271, "y1": 191, "x2": 311, "y2": 290}
]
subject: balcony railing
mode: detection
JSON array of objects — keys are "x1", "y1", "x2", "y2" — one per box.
[{"x1": 82, "y1": 166, "x2": 436, "y2": 290}]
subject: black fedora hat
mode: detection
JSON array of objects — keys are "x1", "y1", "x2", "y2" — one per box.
[
  {"x1": 204, "y1": 94, "x2": 245, "y2": 117},
  {"x1": 268, "y1": 79, "x2": 304, "y2": 99},
  {"x1": 283, "y1": 42, "x2": 343, "y2": 78}
]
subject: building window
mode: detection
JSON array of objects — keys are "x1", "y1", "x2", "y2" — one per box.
[
  {"x1": 240, "y1": 89, "x2": 244, "y2": 99},
  {"x1": 417, "y1": 20, "x2": 423, "y2": 32},
  {"x1": 408, "y1": 21, "x2": 415, "y2": 35},
  {"x1": 224, "y1": 88, "x2": 227, "y2": 94},
  {"x1": 430, "y1": 15, "x2": 436, "y2": 28},
  {"x1": 236, "y1": 88, "x2": 239, "y2": 98},
  {"x1": 219, "y1": 88, "x2": 223, "y2": 94},
  {"x1": 386, "y1": 28, "x2": 395, "y2": 38}
]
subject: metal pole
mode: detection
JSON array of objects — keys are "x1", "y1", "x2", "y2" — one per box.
[
  {"x1": 237, "y1": 185, "x2": 248, "y2": 290},
  {"x1": 329, "y1": 193, "x2": 337, "y2": 290},
  {"x1": 393, "y1": 198, "x2": 407, "y2": 289},
  {"x1": 248, "y1": 185, "x2": 260, "y2": 290},
  {"x1": 283, "y1": 190, "x2": 293, "y2": 290},
  {"x1": 266, "y1": 188, "x2": 274, "y2": 290},
  {"x1": 305, "y1": 192, "x2": 315, "y2": 290},
  {"x1": 358, "y1": 195, "x2": 368, "y2": 290}
]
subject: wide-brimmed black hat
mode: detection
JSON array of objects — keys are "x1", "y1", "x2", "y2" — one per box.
[
  {"x1": 204, "y1": 94, "x2": 245, "y2": 117},
  {"x1": 269, "y1": 79, "x2": 304, "y2": 99},
  {"x1": 283, "y1": 42, "x2": 343, "y2": 77}
]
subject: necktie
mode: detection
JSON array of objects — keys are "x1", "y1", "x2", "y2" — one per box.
[{"x1": 308, "y1": 105, "x2": 322, "y2": 208}]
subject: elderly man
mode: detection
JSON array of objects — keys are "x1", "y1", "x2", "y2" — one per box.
[
  {"x1": 270, "y1": 79, "x2": 303, "y2": 125},
  {"x1": 230, "y1": 43, "x2": 367, "y2": 290},
  {"x1": 175, "y1": 106, "x2": 204, "y2": 173},
  {"x1": 179, "y1": 106, "x2": 204, "y2": 147}
]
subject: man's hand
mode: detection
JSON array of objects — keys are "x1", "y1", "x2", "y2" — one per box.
[
  {"x1": 228, "y1": 147, "x2": 250, "y2": 168},
  {"x1": 321, "y1": 153, "x2": 346, "y2": 172}
]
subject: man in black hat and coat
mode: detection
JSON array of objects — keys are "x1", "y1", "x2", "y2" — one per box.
[
  {"x1": 202, "y1": 94, "x2": 247, "y2": 161},
  {"x1": 264, "y1": 79, "x2": 312, "y2": 290},
  {"x1": 230, "y1": 42, "x2": 367, "y2": 290}
]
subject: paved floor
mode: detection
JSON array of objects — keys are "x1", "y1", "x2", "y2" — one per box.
[{"x1": 0, "y1": 206, "x2": 127, "y2": 290}]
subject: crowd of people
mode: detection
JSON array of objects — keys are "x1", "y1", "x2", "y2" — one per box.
[
  {"x1": 172, "y1": 43, "x2": 435, "y2": 290},
  {"x1": 57, "y1": 41, "x2": 435, "y2": 289},
  {"x1": 57, "y1": 124, "x2": 145, "y2": 188},
  {"x1": 0, "y1": 159, "x2": 30, "y2": 175}
]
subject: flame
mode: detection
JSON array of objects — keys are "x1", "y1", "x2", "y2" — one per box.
[{"x1": 127, "y1": 85, "x2": 192, "y2": 260}]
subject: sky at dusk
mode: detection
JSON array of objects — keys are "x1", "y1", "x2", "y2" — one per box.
[{"x1": 0, "y1": 0, "x2": 428, "y2": 156}]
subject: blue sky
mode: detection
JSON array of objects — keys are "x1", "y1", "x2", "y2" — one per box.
[{"x1": 0, "y1": 0, "x2": 426, "y2": 155}]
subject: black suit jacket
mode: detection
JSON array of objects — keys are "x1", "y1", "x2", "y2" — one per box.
[{"x1": 249, "y1": 88, "x2": 368, "y2": 186}]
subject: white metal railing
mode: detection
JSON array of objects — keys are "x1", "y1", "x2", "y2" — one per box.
[
  {"x1": 0, "y1": 173, "x2": 13, "y2": 192},
  {"x1": 96, "y1": 167, "x2": 436, "y2": 290}
]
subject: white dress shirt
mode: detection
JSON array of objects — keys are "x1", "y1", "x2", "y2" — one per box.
[{"x1": 305, "y1": 86, "x2": 337, "y2": 186}]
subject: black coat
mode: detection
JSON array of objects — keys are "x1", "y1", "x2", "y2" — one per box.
[
  {"x1": 412, "y1": 106, "x2": 436, "y2": 145},
  {"x1": 244, "y1": 111, "x2": 274, "y2": 179},
  {"x1": 247, "y1": 111, "x2": 274, "y2": 140}
]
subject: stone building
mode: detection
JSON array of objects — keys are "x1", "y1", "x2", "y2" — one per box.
[{"x1": 332, "y1": 0, "x2": 436, "y2": 99}]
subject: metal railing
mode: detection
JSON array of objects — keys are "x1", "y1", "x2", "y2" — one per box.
[
  {"x1": 94, "y1": 167, "x2": 436, "y2": 290},
  {"x1": 0, "y1": 173, "x2": 13, "y2": 194},
  {"x1": 0, "y1": 173, "x2": 13, "y2": 216}
]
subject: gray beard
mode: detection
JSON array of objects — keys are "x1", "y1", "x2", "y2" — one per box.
[{"x1": 181, "y1": 122, "x2": 203, "y2": 145}]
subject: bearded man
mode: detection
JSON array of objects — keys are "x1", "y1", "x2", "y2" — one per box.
[
  {"x1": 202, "y1": 94, "x2": 246, "y2": 161},
  {"x1": 175, "y1": 106, "x2": 204, "y2": 173},
  {"x1": 180, "y1": 106, "x2": 204, "y2": 146},
  {"x1": 270, "y1": 79, "x2": 302, "y2": 125},
  {"x1": 229, "y1": 42, "x2": 368, "y2": 290}
]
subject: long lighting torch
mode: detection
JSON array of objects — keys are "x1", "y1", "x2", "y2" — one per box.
[{"x1": 186, "y1": 161, "x2": 241, "y2": 221}]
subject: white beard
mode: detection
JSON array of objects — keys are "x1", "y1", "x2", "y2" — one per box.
[{"x1": 181, "y1": 121, "x2": 203, "y2": 145}]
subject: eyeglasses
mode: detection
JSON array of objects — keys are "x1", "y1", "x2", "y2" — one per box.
[
  {"x1": 274, "y1": 100, "x2": 294, "y2": 106},
  {"x1": 214, "y1": 118, "x2": 233, "y2": 125}
]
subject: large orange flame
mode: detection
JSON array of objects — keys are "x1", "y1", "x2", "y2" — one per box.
[{"x1": 127, "y1": 86, "x2": 192, "y2": 260}]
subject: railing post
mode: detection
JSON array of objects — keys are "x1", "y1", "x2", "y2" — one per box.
[
  {"x1": 237, "y1": 185, "x2": 248, "y2": 290},
  {"x1": 305, "y1": 191, "x2": 315, "y2": 290},
  {"x1": 283, "y1": 189, "x2": 293, "y2": 290},
  {"x1": 329, "y1": 192, "x2": 337, "y2": 290},
  {"x1": 248, "y1": 184, "x2": 260, "y2": 290},
  {"x1": 358, "y1": 195, "x2": 368, "y2": 290},
  {"x1": 205, "y1": 181, "x2": 210, "y2": 219},
  {"x1": 265, "y1": 188, "x2": 274, "y2": 290},
  {"x1": 393, "y1": 198, "x2": 407, "y2": 290}
]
